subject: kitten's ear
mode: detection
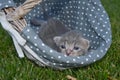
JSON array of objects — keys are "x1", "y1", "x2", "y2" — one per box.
[
  {"x1": 81, "y1": 38, "x2": 90, "y2": 49},
  {"x1": 53, "y1": 36, "x2": 62, "y2": 44}
]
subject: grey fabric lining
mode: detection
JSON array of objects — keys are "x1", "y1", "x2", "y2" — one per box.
[{"x1": 0, "y1": 0, "x2": 15, "y2": 10}]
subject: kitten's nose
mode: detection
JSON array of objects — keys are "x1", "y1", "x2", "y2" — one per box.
[{"x1": 66, "y1": 49, "x2": 72, "y2": 56}]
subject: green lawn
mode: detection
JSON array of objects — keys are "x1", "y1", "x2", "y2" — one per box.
[{"x1": 0, "y1": 0, "x2": 120, "y2": 80}]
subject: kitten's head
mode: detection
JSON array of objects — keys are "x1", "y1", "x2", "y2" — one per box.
[{"x1": 54, "y1": 31, "x2": 90, "y2": 56}]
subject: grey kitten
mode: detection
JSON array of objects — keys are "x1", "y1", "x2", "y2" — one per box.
[
  {"x1": 31, "y1": 18, "x2": 90, "y2": 56},
  {"x1": 30, "y1": 18, "x2": 69, "y2": 51},
  {"x1": 54, "y1": 30, "x2": 90, "y2": 56}
]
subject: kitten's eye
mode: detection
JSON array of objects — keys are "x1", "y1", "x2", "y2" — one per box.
[
  {"x1": 74, "y1": 46, "x2": 79, "y2": 50},
  {"x1": 60, "y1": 45, "x2": 66, "y2": 49}
]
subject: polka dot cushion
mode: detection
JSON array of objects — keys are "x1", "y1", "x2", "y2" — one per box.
[{"x1": 0, "y1": 0, "x2": 112, "y2": 69}]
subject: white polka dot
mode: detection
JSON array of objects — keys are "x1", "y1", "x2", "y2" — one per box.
[
  {"x1": 50, "y1": 50, "x2": 53, "y2": 53},
  {"x1": 89, "y1": 14, "x2": 92, "y2": 17},
  {"x1": 100, "y1": 18, "x2": 103, "y2": 20},
  {"x1": 102, "y1": 44, "x2": 105, "y2": 46},
  {"x1": 43, "y1": 55, "x2": 47, "y2": 58},
  {"x1": 93, "y1": 59, "x2": 96, "y2": 62},
  {"x1": 98, "y1": 33, "x2": 100, "y2": 36},
  {"x1": 78, "y1": 6, "x2": 80, "y2": 9},
  {"x1": 34, "y1": 43, "x2": 37, "y2": 46},
  {"x1": 91, "y1": 9, "x2": 94, "y2": 12},
  {"x1": 84, "y1": 28, "x2": 87, "y2": 31},
  {"x1": 42, "y1": 43, "x2": 45, "y2": 46},
  {"x1": 103, "y1": 11, "x2": 106, "y2": 13},
  {"x1": 93, "y1": 41, "x2": 96, "y2": 44},
  {"x1": 33, "y1": 10, "x2": 36, "y2": 13},
  {"x1": 100, "y1": 29, "x2": 103, "y2": 32},
  {"x1": 96, "y1": 36, "x2": 98, "y2": 39},
  {"x1": 73, "y1": 59, "x2": 76, "y2": 62},
  {"x1": 92, "y1": 6, "x2": 95, "y2": 9},
  {"x1": 60, "y1": 64, "x2": 63, "y2": 66},
  {"x1": 97, "y1": 42, "x2": 100, "y2": 44},
  {"x1": 83, "y1": 34, "x2": 86, "y2": 36},
  {"x1": 42, "y1": 50, "x2": 45, "y2": 53},
  {"x1": 58, "y1": 56, "x2": 61, "y2": 59},
  {"x1": 33, "y1": 14, "x2": 36, "y2": 17},
  {"x1": 85, "y1": 23, "x2": 88, "y2": 26},
  {"x1": 67, "y1": 15, "x2": 70, "y2": 18},
  {"x1": 28, "y1": 13, "x2": 31, "y2": 16},
  {"x1": 79, "y1": 28, "x2": 82, "y2": 30},
  {"x1": 65, "y1": 6, "x2": 68, "y2": 9},
  {"x1": 99, "y1": 4, "x2": 102, "y2": 7},
  {"x1": 88, "y1": 29, "x2": 91, "y2": 32},
  {"x1": 81, "y1": 62, "x2": 84, "y2": 64},
  {"x1": 27, "y1": 29, "x2": 30, "y2": 32},
  {"x1": 64, "y1": 55, "x2": 67, "y2": 57},
  {"x1": 66, "y1": 61, "x2": 70, "y2": 63},
  {"x1": 36, "y1": 27, "x2": 39, "y2": 30},
  {"x1": 94, "y1": 2, "x2": 97, "y2": 4},
  {"x1": 108, "y1": 39, "x2": 110, "y2": 42},
  {"x1": 51, "y1": 57, "x2": 54, "y2": 59},
  {"x1": 94, "y1": 47, "x2": 97, "y2": 49},
  {"x1": 86, "y1": 58, "x2": 89, "y2": 61},
  {"x1": 87, "y1": 34, "x2": 90, "y2": 37},
  {"x1": 81, "y1": 17, "x2": 84, "y2": 20},
  {"x1": 8, "y1": 1, "x2": 12, "y2": 3},
  {"x1": 27, "y1": 36, "x2": 30, "y2": 39},
  {"x1": 101, "y1": 15, "x2": 104, "y2": 17},
  {"x1": 87, "y1": 3, "x2": 90, "y2": 6},
  {"x1": 81, "y1": 12, "x2": 84, "y2": 15},
  {"x1": 90, "y1": 52, "x2": 93, "y2": 54},
  {"x1": 53, "y1": 63, "x2": 56, "y2": 65},
  {"x1": 78, "y1": 1, "x2": 81, "y2": 3},
  {"x1": 88, "y1": 55, "x2": 92, "y2": 58},
  {"x1": 30, "y1": 46, "x2": 33, "y2": 49},
  {"x1": 105, "y1": 21, "x2": 108, "y2": 24},
  {"x1": 28, "y1": 17, "x2": 31, "y2": 20},
  {"x1": 105, "y1": 48, "x2": 108, "y2": 51},
  {"x1": 85, "y1": 13, "x2": 88, "y2": 16},
  {"x1": 0, "y1": 3, "x2": 2, "y2": 6},
  {"x1": 97, "y1": 23, "x2": 100, "y2": 25},
  {"x1": 103, "y1": 35, "x2": 105, "y2": 38},
  {"x1": 82, "y1": 7, "x2": 85, "y2": 9},
  {"x1": 98, "y1": 8, "x2": 100, "y2": 11},
  {"x1": 5, "y1": 5, "x2": 9, "y2": 7},
  {"x1": 95, "y1": 27, "x2": 98, "y2": 30},
  {"x1": 36, "y1": 48, "x2": 39, "y2": 51},
  {"x1": 95, "y1": 16, "x2": 97, "y2": 18},
  {"x1": 86, "y1": 8, "x2": 89, "y2": 10},
  {"x1": 66, "y1": 11, "x2": 69, "y2": 14},
  {"x1": 80, "y1": 22, "x2": 83, "y2": 25},
  {"x1": 92, "y1": 20, "x2": 95, "y2": 23},
  {"x1": 106, "y1": 32, "x2": 108, "y2": 34},
  {"x1": 36, "y1": 31, "x2": 39, "y2": 34},
  {"x1": 34, "y1": 36, "x2": 37, "y2": 39},
  {"x1": 75, "y1": 27, "x2": 78, "y2": 29},
  {"x1": 100, "y1": 50, "x2": 104, "y2": 53},
  {"x1": 97, "y1": 55, "x2": 100, "y2": 58},
  {"x1": 46, "y1": 62, "x2": 49, "y2": 64},
  {"x1": 76, "y1": 22, "x2": 79, "y2": 24}
]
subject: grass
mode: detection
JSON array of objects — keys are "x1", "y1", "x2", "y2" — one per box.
[{"x1": 0, "y1": 0, "x2": 120, "y2": 80}]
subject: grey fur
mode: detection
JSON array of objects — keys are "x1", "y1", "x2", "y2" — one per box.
[
  {"x1": 31, "y1": 18, "x2": 70, "y2": 51},
  {"x1": 54, "y1": 30, "x2": 90, "y2": 56}
]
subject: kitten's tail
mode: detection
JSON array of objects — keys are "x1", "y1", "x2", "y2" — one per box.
[{"x1": 30, "y1": 18, "x2": 46, "y2": 26}]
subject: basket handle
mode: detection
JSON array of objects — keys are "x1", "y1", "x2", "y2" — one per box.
[
  {"x1": 6, "y1": 0, "x2": 42, "y2": 21},
  {"x1": 2, "y1": 0, "x2": 42, "y2": 32}
]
